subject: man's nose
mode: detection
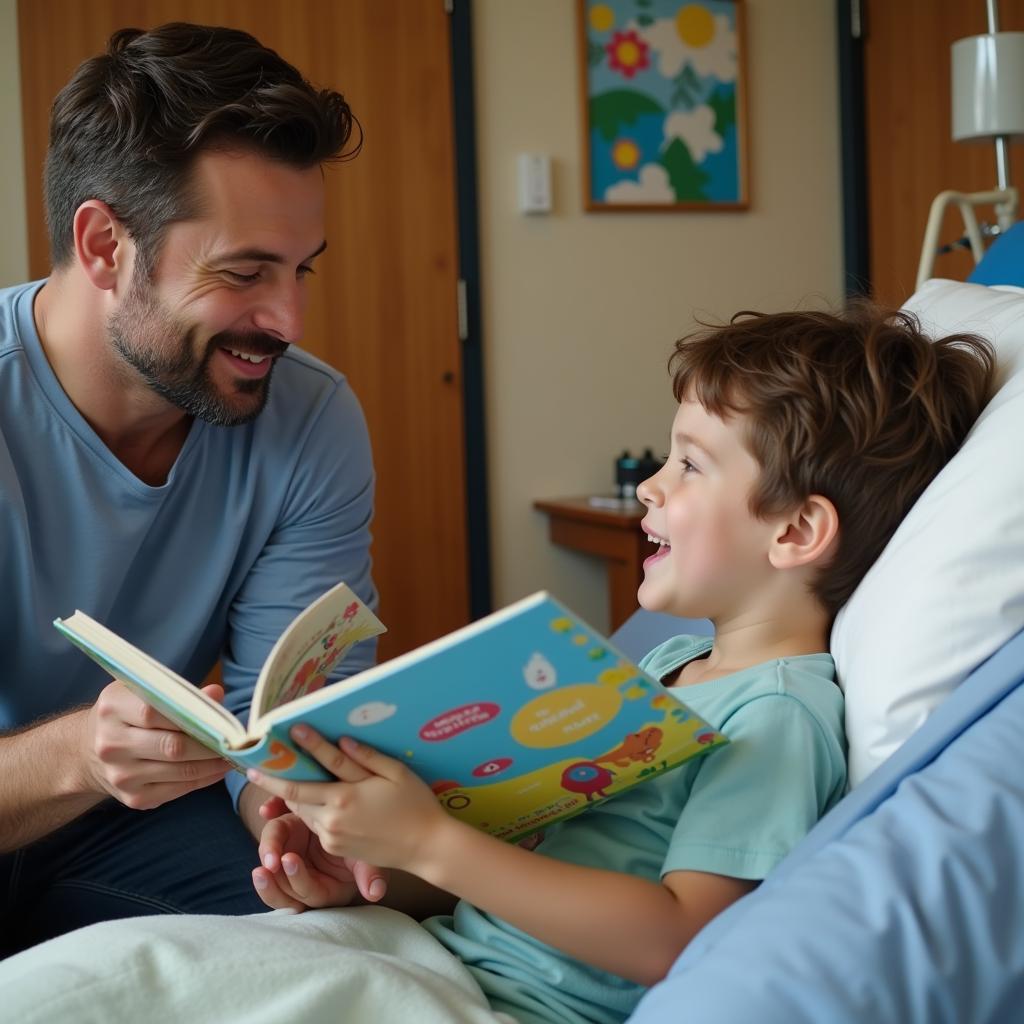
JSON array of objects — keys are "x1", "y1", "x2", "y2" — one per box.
[{"x1": 252, "y1": 280, "x2": 306, "y2": 343}]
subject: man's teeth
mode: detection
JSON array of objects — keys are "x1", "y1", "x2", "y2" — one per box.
[{"x1": 229, "y1": 350, "x2": 268, "y2": 364}]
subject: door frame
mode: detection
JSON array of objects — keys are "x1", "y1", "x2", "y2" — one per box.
[
  {"x1": 450, "y1": 0, "x2": 492, "y2": 620},
  {"x1": 837, "y1": 0, "x2": 871, "y2": 297}
]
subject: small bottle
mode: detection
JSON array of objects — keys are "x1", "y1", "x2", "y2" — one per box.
[
  {"x1": 639, "y1": 448, "x2": 664, "y2": 481},
  {"x1": 615, "y1": 450, "x2": 641, "y2": 500}
]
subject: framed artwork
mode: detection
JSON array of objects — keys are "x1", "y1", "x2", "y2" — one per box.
[{"x1": 578, "y1": 0, "x2": 748, "y2": 211}]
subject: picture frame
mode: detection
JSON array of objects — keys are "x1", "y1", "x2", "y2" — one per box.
[{"x1": 578, "y1": 0, "x2": 749, "y2": 211}]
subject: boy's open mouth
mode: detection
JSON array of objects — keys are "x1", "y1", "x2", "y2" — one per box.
[{"x1": 643, "y1": 531, "x2": 671, "y2": 567}]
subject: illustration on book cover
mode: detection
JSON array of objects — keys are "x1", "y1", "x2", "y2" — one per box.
[{"x1": 338, "y1": 611, "x2": 723, "y2": 839}]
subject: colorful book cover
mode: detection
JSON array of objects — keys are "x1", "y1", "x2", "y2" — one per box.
[{"x1": 238, "y1": 592, "x2": 728, "y2": 842}]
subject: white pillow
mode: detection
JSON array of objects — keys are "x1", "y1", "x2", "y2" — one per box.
[{"x1": 832, "y1": 279, "x2": 1024, "y2": 788}]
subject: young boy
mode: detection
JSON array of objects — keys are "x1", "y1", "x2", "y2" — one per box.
[{"x1": 248, "y1": 303, "x2": 994, "y2": 1024}]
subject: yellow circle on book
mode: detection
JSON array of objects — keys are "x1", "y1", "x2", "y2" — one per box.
[{"x1": 510, "y1": 684, "x2": 621, "y2": 749}]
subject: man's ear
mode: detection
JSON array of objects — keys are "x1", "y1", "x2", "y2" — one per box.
[
  {"x1": 72, "y1": 200, "x2": 133, "y2": 292},
  {"x1": 768, "y1": 494, "x2": 839, "y2": 570}
]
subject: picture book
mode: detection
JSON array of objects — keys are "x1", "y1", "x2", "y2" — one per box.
[
  {"x1": 54, "y1": 581, "x2": 387, "y2": 777},
  {"x1": 55, "y1": 588, "x2": 728, "y2": 842}
]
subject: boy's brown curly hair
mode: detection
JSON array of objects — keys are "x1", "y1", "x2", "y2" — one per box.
[{"x1": 669, "y1": 301, "x2": 995, "y2": 618}]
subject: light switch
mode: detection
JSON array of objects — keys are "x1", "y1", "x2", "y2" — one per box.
[{"x1": 517, "y1": 153, "x2": 552, "y2": 214}]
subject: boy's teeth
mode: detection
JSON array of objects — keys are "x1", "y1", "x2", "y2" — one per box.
[
  {"x1": 229, "y1": 350, "x2": 268, "y2": 364},
  {"x1": 648, "y1": 535, "x2": 670, "y2": 547}
]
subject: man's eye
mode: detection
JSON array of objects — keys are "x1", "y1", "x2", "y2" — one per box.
[
  {"x1": 225, "y1": 270, "x2": 261, "y2": 283},
  {"x1": 297, "y1": 265, "x2": 316, "y2": 279}
]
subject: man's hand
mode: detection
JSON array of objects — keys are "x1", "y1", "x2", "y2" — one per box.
[
  {"x1": 79, "y1": 679, "x2": 231, "y2": 809},
  {"x1": 248, "y1": 742, "x2": 390, "y2": 912},
  {"x1": 252, "y1": 804, "x2": 387, "y2": 911}
]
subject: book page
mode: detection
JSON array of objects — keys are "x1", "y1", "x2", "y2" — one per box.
[{"x1": 250, "y1": 581, "x2": 386, "y2": 727}]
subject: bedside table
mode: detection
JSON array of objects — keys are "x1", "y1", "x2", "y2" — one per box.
[{"x1": 533, "y1": 497, "x2": 647, "y2": 631}]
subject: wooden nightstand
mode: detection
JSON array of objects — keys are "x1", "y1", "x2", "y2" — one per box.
[{"x1": 533, "y1": 497, "x2": 647, "y2": 631}]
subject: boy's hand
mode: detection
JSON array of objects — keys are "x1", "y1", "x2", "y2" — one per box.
[
  {"x1": 252, "y1": 808, "x2": 386, "y2": 911},
  {"x1": 247, "y1": 726, "x2": 449, "y2": 875}
]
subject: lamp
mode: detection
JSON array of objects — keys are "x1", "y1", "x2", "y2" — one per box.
[
  {"x1": 916, "y1": 0, "x2": 1024, "y2": 287},
  {"x1": 952, "y1": 19, "x2": 1024, "y2": 226}
]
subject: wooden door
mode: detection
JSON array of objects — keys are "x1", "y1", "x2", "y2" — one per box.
[
  {"x1": 18, "y1": 0, "x2": 470, "y2": 659},
  {"x1": 862, "y1": 0, "x2": 1024, "y2": 306}
]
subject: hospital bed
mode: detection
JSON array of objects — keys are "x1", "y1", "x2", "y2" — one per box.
[
  {"x1": 1, "y1": 275, "x2": 1022, "y2": 1023},
  {"x1": 631, "y1": 272, "x2": 1024, "y2": 1022}
]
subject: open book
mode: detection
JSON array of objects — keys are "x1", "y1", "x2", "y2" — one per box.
[{"x1": 55, "y1": 586, "x2": 727, "y2": 842}]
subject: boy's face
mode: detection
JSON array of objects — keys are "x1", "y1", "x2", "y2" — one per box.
[{"x1": 637, "y1": 398, "x2": 780, "y2": 622}]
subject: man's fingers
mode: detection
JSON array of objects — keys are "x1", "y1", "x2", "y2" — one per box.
[
  {"x1": 133, "y1": 724, "x2": 227, "y2": 763},
  {"x1": 280, "y1": 853, "x2": 318, "y2": 897},
  {"x1": 99, "y1": 681, "x2": 228, "y2": 762},
  {"x1": 259, "y1": 795, "x2": 290, "y2": 821},
  {"x1": 252, "y1": 868, "x2": 305, "y2": 912},
  {"x1": 200, "y1": 683, "x2": 226, "y2": 704},
  {"x1": 279, "y1": 853, "x2": 361, "y2": 908},
  {"x1": 349, "y1": 858, "x2": 388, "y2": 902},
  {"x1": 98, "y1": 680, "x2": 180, "y2": 732},
  {"x1": 115, "y1": 770, "x2": 230, "y2": 810},
  {"x1": 257, "y1": 816, "x2": 296, "y2": 872},
  {"x1": 106, "y1": 757, "x2": 230, "y2": 795}
]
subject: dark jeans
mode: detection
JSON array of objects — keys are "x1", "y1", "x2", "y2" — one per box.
[{"x1": 0, "y1": 783, "x2": 268, "y2": 958}]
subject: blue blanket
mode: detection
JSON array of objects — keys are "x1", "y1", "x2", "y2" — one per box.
[{"x1": 629, "y1": 628, "x2": 1024, "y2": 1024}]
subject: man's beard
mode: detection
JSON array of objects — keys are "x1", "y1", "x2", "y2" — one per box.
[{"x1": 107, "y1": 274, "x2": 287, "y2": 427}]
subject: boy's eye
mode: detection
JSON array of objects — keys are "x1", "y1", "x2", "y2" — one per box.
[{"x1": 679, "y1": 457, "x2": 698, "y2": 475}]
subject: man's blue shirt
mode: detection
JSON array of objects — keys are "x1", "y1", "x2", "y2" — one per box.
[{"x1": 0, "y1": 280, "x2": 377, "y2": 805}]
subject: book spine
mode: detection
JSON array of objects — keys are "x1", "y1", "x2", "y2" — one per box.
[{"x1": 228, "y1": 730, "x2": 334, "y2": 781}]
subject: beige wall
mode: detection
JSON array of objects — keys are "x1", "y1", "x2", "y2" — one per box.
[
  {"x1": 0, "y1": 0, "x2": 29, "y2": 286},
  {"x1": 473, "y1": 0, "x2": 844, "y2": 631},
  {"x1": 0, "y1": 0, "x2": 843, "y2": 634}
]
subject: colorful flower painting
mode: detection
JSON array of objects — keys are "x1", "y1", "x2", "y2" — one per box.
[{"x1": 579, "y1": 0, "x2": 747, "y2": 209}]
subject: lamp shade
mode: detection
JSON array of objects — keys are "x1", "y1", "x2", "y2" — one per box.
[{"x1": 952, "y1": 31, "x2": 1024, "y2": 140}]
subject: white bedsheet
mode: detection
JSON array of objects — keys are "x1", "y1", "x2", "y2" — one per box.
[{"x1": 0, "y1": 905, "x2": 516, "y2": 1024}]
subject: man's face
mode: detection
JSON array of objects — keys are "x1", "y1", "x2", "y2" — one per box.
[{"x1": 107, "y1": 148, "x2": 326, "y2": 426}]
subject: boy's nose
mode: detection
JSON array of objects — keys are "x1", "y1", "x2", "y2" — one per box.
[{"x1": 636, "y1": 474, "x2": 660, "y2": 506}]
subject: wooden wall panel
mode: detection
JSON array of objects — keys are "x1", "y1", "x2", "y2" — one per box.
[
  {"x1": 18, "y1": 1, "x2": 471, "y2": 659},
  {"x1": 864, "y1": 0, "x2": 1024, "y2": 306}
]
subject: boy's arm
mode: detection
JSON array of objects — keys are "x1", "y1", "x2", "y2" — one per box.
[
  {"x1": 248, "y1": 730, "x2": 755, "y2": 986},
  {"x1": 422, "y1": 821, "x2": 756, "y2": 985}
]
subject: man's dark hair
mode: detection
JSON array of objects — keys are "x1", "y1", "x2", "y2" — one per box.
[
  {"x1": 669, "y1": 300, "x2": 995, "y2": 618},
  {"x1": 44, "y1": 22, "x2": 360, "y2": 272}
]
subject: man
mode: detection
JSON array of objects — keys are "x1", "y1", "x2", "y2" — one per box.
[{"x1": 0, "y1": 22, "x2": 378, "y2": 954}]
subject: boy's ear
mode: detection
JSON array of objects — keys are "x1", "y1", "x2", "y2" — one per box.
[
  {"x1": 72, "y1": 200, "x2": 133, "y2": 292},
  {"x1": 768, "y1": 494, "x2": 839, "y2": 570}
]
